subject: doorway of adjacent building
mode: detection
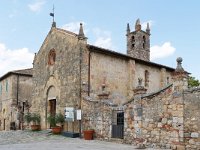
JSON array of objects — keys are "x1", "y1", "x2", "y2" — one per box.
[
  {"x1": 3, "y1": 119, "x2": 6, "y2": 130},
  {"x1": 49, "y1": 99, "x2": 56, "y2": 116},
  {"x1": 111, "y1": 110, "x2": 124, "y2": 139}
]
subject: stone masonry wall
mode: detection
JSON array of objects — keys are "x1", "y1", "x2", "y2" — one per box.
[
  {"x1": 82, "y1": 97, "x2": 113, "y2": 139},
  {"x1": 183, "y1": 87, "x2": 200, "y2": 150},
  {"x1": 124, "y1": 85, "x2": 178, "y2": 149}
]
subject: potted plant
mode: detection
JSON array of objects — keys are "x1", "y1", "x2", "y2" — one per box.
[
  {"x1": 24, "y1": 113, "x2": 41, "y2": 131},
  {"x1": 47, "y1": 113, "x2": 65, "y2": 134},
  {"x1": 83, "y1": 128, "x2": 95, "y2": 140}
]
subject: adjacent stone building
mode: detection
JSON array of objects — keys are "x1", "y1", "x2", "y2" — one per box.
[{"x1": 0, "y1": 69, "x2": 32, "y2": 130}]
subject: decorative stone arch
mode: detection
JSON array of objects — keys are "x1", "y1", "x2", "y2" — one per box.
[{"x1": 43, "y1": 75, "x2": 60, "y2": 128}]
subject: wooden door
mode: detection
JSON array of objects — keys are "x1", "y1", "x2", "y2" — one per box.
[{"x1": 49, "y1": 99, "x2": 56, "y2": 116}]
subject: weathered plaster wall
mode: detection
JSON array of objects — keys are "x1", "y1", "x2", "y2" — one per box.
[
  {"x1": 134, "y1": 63, "x2": 172, "y2": 93},
  {"x1": 0, "y1": 74, "x2": 32, "y2": 130},
  {"x1": 89, "y1": 52, "x2": 131, "y2": 104}
]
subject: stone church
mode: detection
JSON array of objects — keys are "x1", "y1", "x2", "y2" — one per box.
[
  {"x1": 31, "y1": 19, "x2": 200, "y2": 149},
  {"x1": 31, "y1": 19, "x2": 174, "y2": 129}
]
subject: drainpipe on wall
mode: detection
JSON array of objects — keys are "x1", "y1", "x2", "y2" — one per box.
[
  {"x1": 79, "y1": 47, "x2": 82, "y2": 138},
  {"x1": 88, "y1": 51, "x2": 91, "y2": 96},
  {"x1": 16, "y1": 75, "x2": 19, "y2": 105}
]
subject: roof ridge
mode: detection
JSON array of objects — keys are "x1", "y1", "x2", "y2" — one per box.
[{"x1": 56, "y1": 28, "x2": 78, "y2": 36}]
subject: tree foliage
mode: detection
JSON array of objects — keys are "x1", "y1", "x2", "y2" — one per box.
[{"x1": 188, "y1": 76, "x2": 200, "y2": 87}]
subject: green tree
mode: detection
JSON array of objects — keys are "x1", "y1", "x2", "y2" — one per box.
[{"x1": 188, "y1": 76, "x2": 200, "y2": 87}]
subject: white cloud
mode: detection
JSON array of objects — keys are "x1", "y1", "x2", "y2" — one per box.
[
  {"x1": 61, "y1": 22, "x2": 87, "y2": 34},
  {"x1": 28, "y1": 0, "x2": 46, "y2": 12},
  {"x1": 61, "y1": 22, "x2": 115, "y2": 50},
  {"x1": 93, "y1": 28, "x2": 114, "y2": 49},
  {"x1": 141, "y1": 20, "x2": 154, "y2": 31},
  {"x1": 0, "y1": 43, "x2": 34, "y2": 76},
  {"x1": 150, "y1": 42, "x2": 176, "y2": 60}
]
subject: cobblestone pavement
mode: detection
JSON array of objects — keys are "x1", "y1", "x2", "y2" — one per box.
[{"x1": 0, "y1": 130, "x2": 166, "y2": 150}]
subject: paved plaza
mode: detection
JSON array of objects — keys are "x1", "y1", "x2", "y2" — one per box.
[
  {"x1": 0, "y1": 130, "x2": 136, "y2": 150},
  {"x1": 0, "y1": 130, "x2": 166, "y2": 150}
]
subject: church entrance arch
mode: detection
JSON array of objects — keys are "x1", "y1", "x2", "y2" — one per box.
[{"x1": 46, "y1": 86, "x2": 57, "y2": 128}]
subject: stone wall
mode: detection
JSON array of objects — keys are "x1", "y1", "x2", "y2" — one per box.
[
  {"x1": 183, "y1": 87, "x2": 200, "y2": 150},
  {"x1": 124, "y1": 85, "x2": 178, "y2": 149},
  {"x1": 82, "y1": 97, "x2": 113, "y2": 139}
]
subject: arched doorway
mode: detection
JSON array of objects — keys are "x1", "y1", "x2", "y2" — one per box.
[{"x1": 47, "y1": 86, "x2": 57, "y2": 127}]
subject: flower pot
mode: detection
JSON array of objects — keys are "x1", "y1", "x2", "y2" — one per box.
[
  {"x1": 31, "y1": 125, "x2": 41, "y2": 131},
  {"x1": 52, "y1": 126, "x2": 62, "y2": 134},
  {"x1": 83, "y1": 130, "x2": 94, "y2": 140}
]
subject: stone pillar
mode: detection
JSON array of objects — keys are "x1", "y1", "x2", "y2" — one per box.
[
  {"x1": 128, "y1": 59, "x2": 135, "y2": 99},
  {"x1": 170, "y1": 57, "x2": 188, "y2": 149},
  {"x1": 133, "y1": 78, "x2": 147, "y2": 148}
]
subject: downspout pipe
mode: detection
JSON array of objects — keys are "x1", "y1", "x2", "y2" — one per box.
[
  {"x1": 88, "y1": 51, "x2": 91, "y2": 96},
  {"x1": 17, "y1": 75, "x2": 19, "y2": 105}
]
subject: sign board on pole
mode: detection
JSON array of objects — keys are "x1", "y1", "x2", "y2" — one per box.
[
  {"x1": 76, "y1": 110, "x2": 81, "y2": 120},
  {"x1": 65, "y1": 107, "x2": 74, "y2": 122}
]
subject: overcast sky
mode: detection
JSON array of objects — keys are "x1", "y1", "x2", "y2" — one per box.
[{"x1": 0, "y1": 0, "x2": 199, "y2": 79}]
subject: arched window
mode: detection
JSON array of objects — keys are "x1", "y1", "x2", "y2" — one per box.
[
  {"x1": 6, "y1": 80, "x2": 8, "y2": 92},
  {"x1": 132, "y1": 36, "x2": 135, "y2": 42},
  {"x1": 131, "y1": 36, "x2": 135, "y2": 48},
  {"x1": 143, "y1": 36, "x2": 146, "y2": 49},
  {"x1": 166, "y1": 77, "x2": 170, "y2": 85},
  {"x1": 48, "y1": 49, "x2": 56, "y2": 65},
  {"x1": 0, "y1": 83, "x2": 2, "y2": 95},
  {"x1": 144, "y1": 70, "x2": 149, "y2": 87}
]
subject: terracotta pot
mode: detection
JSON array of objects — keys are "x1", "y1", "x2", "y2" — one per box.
[
  {"x1": 52, "y1": 126, "x2": 62, "y2": 134},
  {"x1": 31, "y1": 125, "x2": 41, "y2": 131},
  {"x1": 83, "y1": 130, "x2": 94, "y2": 140}
]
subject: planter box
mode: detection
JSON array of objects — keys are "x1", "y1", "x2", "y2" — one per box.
[
  {"x1": 52, "y1": 126, "x2": 62, "y2": 134},
  {"x1": 83, "y1": 130, "x2": 94, "y2": 140},
  {"x1": 31, "y1": 125, "x2": 41, "y2": 131}
]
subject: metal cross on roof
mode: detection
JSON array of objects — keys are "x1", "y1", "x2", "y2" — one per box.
[{"x1": 50, "y1": 5, "x2": 55, "y2": 22}]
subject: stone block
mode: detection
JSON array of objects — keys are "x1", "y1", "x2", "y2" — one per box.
[
  {"x1": 191, "y1": 132, "x2": 199, "y2": 138},
  {"x1": 189, "y1": 139, "x2": 195, "y2": 145},
  {"x1": 162, "y1": 118, "x2": 167, "y2": 124},
  {"x1": 158, "y1": 122, "x2": 162, "y2": 128},
  {"x1": 176, "y1": 145, "x2": 185, "y2": 150},
  {"x1": 184, "y1": 133, "x2": 191, "y2": 138},
  {"x1": 173, "y1": 117, "x2": 178, "y2": 123}
]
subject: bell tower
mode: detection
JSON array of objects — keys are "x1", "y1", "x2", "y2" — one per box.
[{"x1": 126, "y1": 19, "x2": 150, "y2": 61}]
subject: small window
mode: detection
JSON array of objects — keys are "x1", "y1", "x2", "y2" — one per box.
[
  {"x1": 6, "y1": 80, "x2": 8, "y2": 92},
  {"x1": 166, "y1": 77, "x2": 170, "y2": 85},
  {"x1": 0, "y1": 83, "x2": 2, "y2": 95},
  {"x1": 131, "y1": 36, "x2": 135, "y2": 42},
  {"x1": 145, "y1": 70, "x2": 149, "y2": 87},
  {"x1": 132, "y1": 43, "x2": 135, "y2": 48},
  {"x1": 143, "y1": 36, "x2": 146, "y2": 48},
  {"x1": 48, "y1": 49, "x2": 56, "y2": 65}
]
